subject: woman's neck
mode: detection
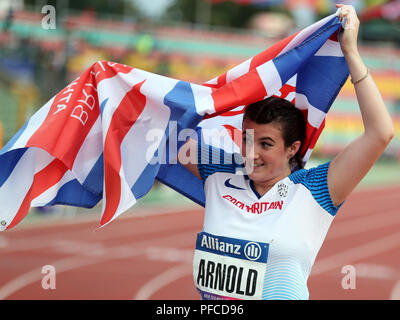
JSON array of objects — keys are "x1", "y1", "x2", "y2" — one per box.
[{"x1": 252, "y1": 168, "x2": 291, "y2": 196}]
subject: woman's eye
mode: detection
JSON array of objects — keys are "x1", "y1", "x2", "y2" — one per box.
[{"x1": 261, "y1": 142, "x2": 272, "y2": 148}]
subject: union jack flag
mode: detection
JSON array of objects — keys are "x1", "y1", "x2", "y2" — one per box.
[{"x1": 0, "y1": 12, "x2": 348, "y2": 231}]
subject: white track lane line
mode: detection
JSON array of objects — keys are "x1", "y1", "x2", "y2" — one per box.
[
  {"x1": 0, "y1": 208, "x2": 201, "y2": 254},
  {"x1": 333, "y1": 185, "x2": 400, "y2": 218},
  {"x1": 390, "y1": 281, "x2": 400, "y2": 300},
  {"x1": 2, "y1": 186, "x2": 399, "y2": 299},
  {"x1": 353, "y1": 263, "x2": 400, "y2": 281},
  {"x1": 0, "y1": 231, "x2": 194, "y2": 300},
  {"x1": 133, "y1": 263, "x2": 193, "y2": 300},
  {"x1": 0, "y1": 236, "x2": 7, "y2": 248},
  {"x1": 134, "y1": 225, "x2": 400, "y2": 299},
  {"x1": 311, "y1": 231, "x2": 400, "y2": 276},
  {"x1": 2, "y1": 203, "x2": 396, "y2": 254},
  {"x1": 327, "y1": 208, "x2": 400, "y2": 240},
  {"x1": 133, "y1": 230, "x2": 400, "y2": 300},
  {"x1": 8, "y1": 204, "x2": 198, "y2": 231}
]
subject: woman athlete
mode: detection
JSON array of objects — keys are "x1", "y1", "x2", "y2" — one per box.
[{"x1": 178, "y1": 4, "x2": 394, "y2": 300}]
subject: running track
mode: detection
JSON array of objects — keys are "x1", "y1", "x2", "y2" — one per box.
[{"x1": 0, "y1": 185, "x2": 399, "y2": 300}]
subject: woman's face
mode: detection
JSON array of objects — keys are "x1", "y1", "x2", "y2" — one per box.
[{"x1": 241, "y1": 118, "x2": 295, "y2": 185}]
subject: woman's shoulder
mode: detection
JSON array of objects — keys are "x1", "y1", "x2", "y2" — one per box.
[
  {"x1": 288, "y1": 161, "x2": 331, "y2": 185},
  {"x1": 288, "y1": 161, "x2": 340, "y2": 216},
  {"x1": 197, "y1": 143, "x2": 244, "y2": 183}
]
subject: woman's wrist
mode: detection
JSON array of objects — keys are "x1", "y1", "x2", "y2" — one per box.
[
  {"x1": 343, "y1": 49, "x2": 363, "y2": 69},
  {"x1": 343, "y1": 50, "x2": 367, "y2": 83}
]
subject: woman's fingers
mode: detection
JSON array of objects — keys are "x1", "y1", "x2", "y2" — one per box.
[
  {"x1": 344, "y1": 11, "x2": 356, "y2": 30},
  {"x1": 336, "y1": 4, "x2": 360, "y2": 54},
  {"x1": 336, "y1": 4, "x2": 358, "y2": 22},
  {"x1": 344, "y1": 8, "x2": 359, "y2": 29}
]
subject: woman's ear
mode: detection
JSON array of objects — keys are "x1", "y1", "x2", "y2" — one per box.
[{"x1": 287, "y1": 140, "x2": 301, "y2": 159}]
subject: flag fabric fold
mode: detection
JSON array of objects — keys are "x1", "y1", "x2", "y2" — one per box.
[{"x1": 0, "y1": 12, "x2": 349, "y2": 231}]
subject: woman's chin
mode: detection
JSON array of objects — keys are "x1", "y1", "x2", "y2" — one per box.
[{"x1": 247, "y1": 166, "x2": 266, "y2": 180}]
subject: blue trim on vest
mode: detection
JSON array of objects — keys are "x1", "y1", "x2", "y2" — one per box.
[
  {"x1": 197, "y1": 145, "x2": 236, "y2": 182},
  {"x1": 288, "y1": 161, "x2": 341, "y2": 216},
  {"x1": 249, "y1": 180, "x2": 262, "y2": 199},
  {"x1": 197, "y1": 143, "x2": 237, "y2": 183}
]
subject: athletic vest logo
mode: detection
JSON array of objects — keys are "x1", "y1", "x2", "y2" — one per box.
[
  {"x1": 277, "y1": 183, "x2": 288, "y2": 198},
  {"x1": 222, "y1": 194, "x2": 284, "y2": 214},
  {"x1": 224, "y1": 178, "x2": 245, "y2": 190}
]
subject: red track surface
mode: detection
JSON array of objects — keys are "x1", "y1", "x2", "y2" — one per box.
[{"x1": 0, "y1": 185, "x2": 399, "y2": 300}]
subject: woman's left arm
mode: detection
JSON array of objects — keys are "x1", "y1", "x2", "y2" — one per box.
[{"x1": 328, "y1": 4, "x2": 395, "y2": 207}]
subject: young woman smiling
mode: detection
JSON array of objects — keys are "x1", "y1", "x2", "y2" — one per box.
[{"x1": 178, "y1": 4, "x2": 394, "y2": 300}]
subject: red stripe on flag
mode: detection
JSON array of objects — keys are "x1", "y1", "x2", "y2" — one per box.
[
  {"x1": 203, "y1": 82, "x2": 219, "y2": 89},
  {"x1": 7, "y1": 159, "x2": 68, "y2": 230},
  {"x1": 249, "y1": 31, "x2": 299, "y2": 69},
  {"x1": 329, "y1": 32, "x2": 339, "y2": 42},
  {"x1": 301, "y1": 119, "x2": 325, "y2": 156},
  {"x1": 202, "y1": 31, "x2": 298, "y2": 106},
  {"x1": 217, "y1": 73, "x2": 228, "y2": 88},
  {"x1": 27, "y1": 67, "x2": 100, "y2": 168},
  {"x1": 205, "y1": 82, "x2": 296, "y2": 120},
  {"x1": 90, "y1": 61, "x2": 133, "y2": 83},
  {"x1": 101, "y1": 80, "x2": 147, "y2": 227},
  {"x1": 204, "y1": 32, "x2": 299, "y2": 93},
  {"x1": 223, "y1": 125, "x2": 242, "y2": 149},
  {"x1": 211, "y1": 69, "x2": 267, "y2": 114},
  {"x1": 26, "y1": 62, "x2": 133, "y2": 169},
  {"x1": 273, "y1": 83, "x2": 296, "y2": 103},
  {"x1": 203, "y1": 105, "x2": 246, "y2": 120}
]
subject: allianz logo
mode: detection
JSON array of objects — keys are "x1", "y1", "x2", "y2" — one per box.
[{"x1": 200, "y1": 234, "x2": 262, "y2": 261}]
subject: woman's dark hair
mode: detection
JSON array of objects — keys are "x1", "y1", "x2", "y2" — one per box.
[{"x1": 243, "y1": 97, "x2": 306, "y2": 170}]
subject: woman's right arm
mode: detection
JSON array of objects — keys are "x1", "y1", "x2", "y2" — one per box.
[
  {"x1": 327, "y1": 5, "x2": 395, "y2": 207},
  {"x1": 177, "y1": 138, "x2": 201, "y2": 179}
]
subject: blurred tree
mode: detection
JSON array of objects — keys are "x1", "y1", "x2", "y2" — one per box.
[{"x1": 164, "y1": 0, "x2": 282, "y2": 28}]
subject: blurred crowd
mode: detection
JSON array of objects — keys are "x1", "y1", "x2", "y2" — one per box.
[{"x1": 0, "y1": 3, "x2": 398, "y2": 159}]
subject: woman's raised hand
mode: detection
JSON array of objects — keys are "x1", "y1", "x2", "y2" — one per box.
[{"x1": 336, "y1": 4, "x2": 360, "y2": 55}]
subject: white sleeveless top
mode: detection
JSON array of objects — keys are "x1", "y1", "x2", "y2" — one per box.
[{"x1": 192, "y1": 144, "x2": 342, "y2": 300}]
